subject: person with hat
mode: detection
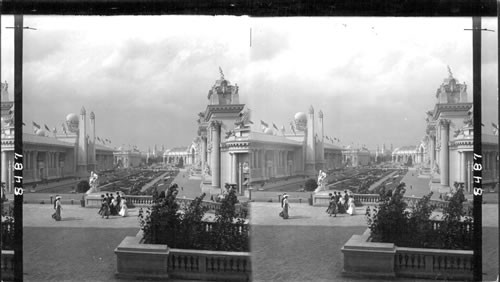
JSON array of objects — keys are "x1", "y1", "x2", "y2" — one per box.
[
  {"x1": 280, "y1": 194, "x2": 290, "y2": 219},
  {"x1": 52, "y1": 196, "x2": 62, "y2": 221}
]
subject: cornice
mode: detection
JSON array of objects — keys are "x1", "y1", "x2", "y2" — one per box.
[{"x1": 205, "y1": 104, "x2": 245, "y2": 121}]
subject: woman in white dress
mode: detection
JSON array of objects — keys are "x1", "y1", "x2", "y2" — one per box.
[
  {"x1": 346, "y1": 197, "x2": 356, "y2": 216},
  {"x1": 119, "y1": 198, "x2": 128, "y2": 217}
]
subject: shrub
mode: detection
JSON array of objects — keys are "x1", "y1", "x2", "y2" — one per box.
[
  {"x1": 304, "y1": 178, "x2": 318, "y2": 191},
  {"x1": 138, "y1": 183, "x2": 249, "y2": 252},
  {"x1": 439, "y1": 188, "x2": 473, "y2": 250},
  {"x1": 76, "y1": 180, "x2": 90, "y2": 193},
  {"x1": 367, "y1": 183, "x2": 409, "y2": 244}
]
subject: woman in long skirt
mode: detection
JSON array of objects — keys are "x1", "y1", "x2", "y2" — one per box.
[
  {"x1": 281, "y1": 195, "x2": 290, "y2": 219},
  {"x1": 337, "y1": 196, "x2": 346, "y2": 214},
  {"x1": 52, "y1": 196, "x2": 62, "y2": 221},
  {"x1": 119, "y1": 198, "x2": 128, "y2": 217},
  {"x1": 327, "y1": 195, "x2": 337, "y2": 217},
  {"x1": 101, "y1": 197, "x2": 110, "y2": 219},
  {"x1": 346, "y1": 197, "x2": 356, "y2": 216}
]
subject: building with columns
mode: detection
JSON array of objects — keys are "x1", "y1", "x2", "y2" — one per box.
[
  {"x1": 163, "y1": 142, "x2": 198, "y2": 167},
  {"x1": 1, "y1": 93, "x2": 115, "y2": 192},
  {"x1": 342, "y1": 145, "x2": 371, "y2": 167},
  {"x1": 392, "y1": 145, "x2": 425, "y2": 165},
  {"x1": 114, "y1": 146, "x2": 145, "y2": 168},
  {"x1": 422, "y1": 69, "x2": 474, "y2": 193},
  {"x1": 192, "y1": 72, "x2": 343, "y2": 195}
]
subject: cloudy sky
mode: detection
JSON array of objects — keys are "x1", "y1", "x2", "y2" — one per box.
[{"x1": 1, "y1": 16, "x2": 497, "y2": 151}]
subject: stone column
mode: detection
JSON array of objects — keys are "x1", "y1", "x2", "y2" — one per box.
[
  {"x1": 439, "y1": 119, "x2": 450, "y2": 187},
  {"x1": 261, "y1": 150, "x2": 266, "y2": 178},
  {"x1": 231, "y1": 153, "x2": 238, "y2": 184},
  {"x1": 1, "y1": 151, "x2": 7, "y2": 190},
  {"x1": 210, "y1": 121, "x2": 221, "y2": 188},
  {"x1": 201, "y1": 136, "x2": 207, "y2": 170},
  {"x1": 430, "y1": 134, "x2": 436, "y2": 169}
]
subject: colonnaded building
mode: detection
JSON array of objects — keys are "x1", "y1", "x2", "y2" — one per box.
[
  {"x1": 186, "y1": 72, "x2": 343, "y2": 195},
  {"x1": 393, "y1": 69, "x2": 498, "y2": 194},
  {"x1": 1, "y1": 82, "x2": 116, "y2": 192}
]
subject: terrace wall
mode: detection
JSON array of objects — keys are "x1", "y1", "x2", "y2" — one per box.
[{"x1": 115, "y1": 231, "x2": 251, "y2": 281}]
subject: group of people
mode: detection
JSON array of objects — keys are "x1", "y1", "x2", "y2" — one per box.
[
  {"x1": 98, "y1": 192, "x2": 128, "y2": 219},
  {"x1": 326, "y1": 190, "x2": 356, "y2": 217}
]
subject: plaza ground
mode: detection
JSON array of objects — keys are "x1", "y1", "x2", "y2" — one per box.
[{"x1": 13, "y1": 168, "x2": 500, "y2": 281}]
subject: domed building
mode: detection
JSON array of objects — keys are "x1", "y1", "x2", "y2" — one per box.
[
  {"x1": 1, "y1": 84, "x2": 115, "y2": 193},
  {"x1": 193, "y1": 71, "x2": 343, "y2": 197},
  {"x1": 418, "y1": 68, "x2": 498, "y2": 194}
]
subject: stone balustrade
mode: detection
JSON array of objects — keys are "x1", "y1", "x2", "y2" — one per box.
[
  {"x1": 342, "y1": 228, "x2": 473, "y2": 280},
  {"x1": 394, "y1": 247, "x2": 473, "y2": 280},
  {"x1": 313, "y1": 193, "x2": 463, "y2": 211},
  {"x1": 1, "y1": 250, "x2": 14, "y2": 281},
  {"x1": 115, "y1": 231, "x2": 251, "y2": 281},
  {"x1": 168, "y1": 248, "x2": 251, "y2": 281},
  {"x1": 86, "y1": 194, "x2": 248, "y2": 217}
]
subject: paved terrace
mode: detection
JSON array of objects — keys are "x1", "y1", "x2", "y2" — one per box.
[{"x1": 11, "y1": 167, "x2": 499, "y2": 281}]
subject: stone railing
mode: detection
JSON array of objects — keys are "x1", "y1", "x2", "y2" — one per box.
[
  {"x1": 115, "y1": 231, "x2": 251, "y2": 281},
  {"x1": 342, "y1": 228, "x2": 473, "y2": 280},
  {"x1": 168, "y1": 248, "x2": 251, "y2": 281},
  {"x1": 86, "y1": 194, "x2": 248, "y2": 218},
  {"x1": 1, "y1": 250, "x2": 14, "y2": 280},
  {"x1": 199, "y1": 222, "x2": 250, "y2": 237},
  {"x1": 313, "y1": 193, "x2": 465, "y2": 211},
  {"x1": 394, "y1": 247, "x2": 473, "y2": 279}
]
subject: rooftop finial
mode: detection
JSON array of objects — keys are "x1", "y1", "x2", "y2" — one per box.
[
  {"x1": 219, "y1": 67, "x2": 225, "y2": 80},
  {"x1": 447, "y1": 65, "x2": 453, "y2": 78}
]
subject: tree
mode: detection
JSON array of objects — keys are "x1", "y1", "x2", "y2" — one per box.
[{"x1": 304, "y1": 178, "x2": 318, "y2": 191}]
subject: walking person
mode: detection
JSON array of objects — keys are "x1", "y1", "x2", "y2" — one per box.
[
  {"x1": 52, "y1": 196, "x2": 62, "y2": 221},
  {"x1": 119, "y1": 198, "x2": 128, "y2": 217},
  {"x1": 346, "y1": 195, "x2": 356, "y2": 216},
  {"x1": 326, "y1": 193, "x2": 337, "y2": 217},
  {"x1": 116, "y1": 192, "x2": 122, "y2": 213},
  {"x1": 280, "y1": 194, "x2": 290, "y2": 219},
  {"x1": 101, "y1": 195, "x2": 110, "y2": 219},
  {"x1": 98, "y1": 194, "x2": 105, "y2": 216}
]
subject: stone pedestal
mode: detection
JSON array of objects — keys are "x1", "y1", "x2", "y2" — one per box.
[{"x1": 342, "y1": 229, "x2": 396, "y2": 278}]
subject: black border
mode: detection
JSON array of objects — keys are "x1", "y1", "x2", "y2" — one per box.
[
  {"x1": 13, "y1": 14, "x2": 25, "y2": 282},
  {"x1": 0, "y1": 0, "x2": 497, "y2": 16},
  {"x1": 1, "y1": 1, "x2": 496, "y2": 281}
]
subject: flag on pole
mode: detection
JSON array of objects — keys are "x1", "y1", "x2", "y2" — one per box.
[
  {"x1": 260, "y1": 120, "x2": 269, "y2": 128},
  {"x1": 44, "y1": 124, "x2": 50, "y2": 131},
  {"x1": 32, "y1": 121, "x2": 41, "y2": 129},
  {"x1": 492, "y1": 122, "x2": 499, "y2": 135},
  {"x1": 272, "y1": 123, "x2": 279, "y2": 131},
  {"x1": 22, "y1": 122, "x2": 26, "y2": 126}
]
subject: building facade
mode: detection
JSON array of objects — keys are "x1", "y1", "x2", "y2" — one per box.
[
  {"x1": 1, "y1": 85, "x2": 115, "y2": 192},
  {"x1": 191, "y1": 73, "x2": 343, "y2": 195},
  {"x1": 422, "y1": 70, "x2": 474, "y2": 193}
]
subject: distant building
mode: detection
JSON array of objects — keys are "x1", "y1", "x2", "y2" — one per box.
[
  {"x1": 1, "y1": 84, "x2": 115, "y2": 192},
  {"x1": 392, "y1": 145, "x2": 424, "y2": 165},
  {"x1": 342, "y1": 145, "x2": 370, "y2": 167},
  {"x1": 192, "y1": 71, "x2": 343, "y2": 196},
  {"x1": 114, "y1": 146, "x2": 144, "y2": 168}
]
